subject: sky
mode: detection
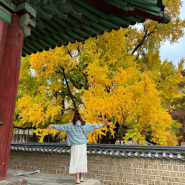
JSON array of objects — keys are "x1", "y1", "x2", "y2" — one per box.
[{"x1": 160, "y1": 1, "x2": 185, "y2": 67}]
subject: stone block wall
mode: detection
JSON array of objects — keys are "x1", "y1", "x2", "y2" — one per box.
[{"x1": 8, "y1": 151, "x2": 185, "y2": 185}]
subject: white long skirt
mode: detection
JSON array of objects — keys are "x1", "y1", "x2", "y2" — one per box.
[{"x1": 69, "y1": 144, "x2": 87, "y2": 174}]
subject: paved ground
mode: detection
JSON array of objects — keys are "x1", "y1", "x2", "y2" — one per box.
[{"x1": 7, "y1": 170, "x2": 102, "y2": 185}]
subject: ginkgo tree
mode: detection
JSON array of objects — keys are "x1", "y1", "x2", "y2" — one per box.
[
  {"x1": 82, "y1": 65, "x2": 180, "y2": 145},
  {"x1": 14, "y1": 0, "x2": 185, "y2": 145},
  {"x1": 15, "y1": 47, "x2": 80, "y2": 142}
]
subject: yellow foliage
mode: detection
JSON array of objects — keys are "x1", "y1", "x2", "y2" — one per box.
[
  {"x1": 82, "y1": 67, "x2": 179, "y2": 146},
  {"x1": 87, "y1": 123, "x2": 116, "y2": 144},
  {"x1": 15, "y1": 0, "x2": 185, "y2": 145},
  {"x1": 31, "y1": 128, "x2": 67, "y2": 143},
  {"x1": 30, "y1": 46, "x2": 78, "y2": 79}
]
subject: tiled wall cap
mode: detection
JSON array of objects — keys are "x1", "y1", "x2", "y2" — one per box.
[
  {"x1": 127, "y1": 152, "x2": 132, "y2": 156},
  {"x1": 141, "y1": 152, "x2": 145, "y2": 157},
  {"x1": 177, "y1": 153, "x2": 182, "y2": 159},
  {"x1": 148, "y1": 152, "x2": 152, "y2": 157},
  {"x1": 169, "y1": 153, "x2": 173, "y2": 158},
  {"x1": 162, "y1": 152, "x2": 166, "y2": 158},
  {"x1": 121, "y1": 152, "x2": 125, "y2": 156},
  {"x1": 10, "y1": 143, "x2": 185, "y2": 160}
]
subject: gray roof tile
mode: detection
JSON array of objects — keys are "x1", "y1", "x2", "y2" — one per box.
[{"x1": 11, "y1": 142, "x2": 185, "y2": 160}]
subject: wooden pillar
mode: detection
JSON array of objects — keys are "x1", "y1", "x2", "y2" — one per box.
[
  {"x1": 0, "y1": 20, "x2": 8, "y2": 70},
  {"x1": 0, "y1": 14, "x2": 24, "y2": 180}
]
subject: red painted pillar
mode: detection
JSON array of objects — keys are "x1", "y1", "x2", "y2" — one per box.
[
  {"x1": 0, "y1": 14, "x2": 24, "y2": 180},
  {"x1": 0, "y1": 20, "x2": 8, "y2": 69}
]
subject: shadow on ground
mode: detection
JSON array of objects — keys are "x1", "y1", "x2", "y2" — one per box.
[{"x1": 7, "y1": 170, "x2": 102, "y2": 185}]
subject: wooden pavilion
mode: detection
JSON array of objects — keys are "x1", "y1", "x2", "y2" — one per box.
[{"x1": 0, "y1": 0, "x2": 170, "y2": 180}]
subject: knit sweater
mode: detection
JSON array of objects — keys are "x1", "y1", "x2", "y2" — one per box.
[{"x1": 52, "y1": 120, "x2": 103, "y2": 146}]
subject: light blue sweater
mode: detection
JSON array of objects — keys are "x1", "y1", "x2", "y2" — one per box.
[{"x1": 52, "y1": 121, "x2": 103, "y2": 146}]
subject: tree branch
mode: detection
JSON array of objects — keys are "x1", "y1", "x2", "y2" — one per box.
[
  {"x1": 13, "y1": 126, "x2": 35, "y2": 130},
  {"x1": 60, "y1": 67, "x2": 77, "y2": 109},
  {"x1": 132, "y1": 26, "x2": 156, "y2": 55},
  {"x1": 119, "y1": 116, "x2": 127, "y2": 139},
  {"x1": 68, "y1": 76, "x2": 82, "y2": 90},
  {"x1": 64, "y1": 46, "x2": 72, "y2": 58},
  {"x1": 56, "y1": 92, "x2": 76, "y2": 99},
  {"x1": 136, "y1": 116, "x2": 140, "y2": 124},
  {"x1": 77, "y1": 44, "x2": 81, "y2": 54}
]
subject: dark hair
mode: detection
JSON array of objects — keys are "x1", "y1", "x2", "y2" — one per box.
[{"x1": 72, "y1": 109, "x2": 86, "y2": 126}]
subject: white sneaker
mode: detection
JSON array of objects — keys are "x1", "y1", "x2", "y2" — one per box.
[
  {"x1": 76, "y1": 179, "x2": 80, "y2": 184},
  {"x1": 80, "y1": 178, "x2": 83, "y2": 182}
]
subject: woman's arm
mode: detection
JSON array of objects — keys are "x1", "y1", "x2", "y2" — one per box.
[
  {"x1": 48, "y1": 123, "x2": 70, "y2": 132},
  {"x1": 86, "y1": 122, "x2": 106, "y2": 132}
]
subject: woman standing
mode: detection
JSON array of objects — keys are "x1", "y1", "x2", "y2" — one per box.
[{"x1": 48, "y1": 109, "x2": 106, "y2": 184}]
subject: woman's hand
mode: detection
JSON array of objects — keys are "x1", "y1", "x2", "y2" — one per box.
[
  {"x1": 48, "y1": 124, "x2": 52, "y2": 129},
  {"x1": 103, "y1": 122, "x2": 108, "y2": 127}
]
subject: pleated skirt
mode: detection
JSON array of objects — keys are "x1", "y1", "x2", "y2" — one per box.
[{"x1": 69, "y1": 144, "x2": 88, "y2": 174}]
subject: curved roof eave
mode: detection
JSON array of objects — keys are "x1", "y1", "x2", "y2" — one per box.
[{"x1": 7, "y1": 0, "x2": 170, "y2": 56}]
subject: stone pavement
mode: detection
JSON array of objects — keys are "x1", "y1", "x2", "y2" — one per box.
[
  {"x1": 6, "y1": 170, "x2": 102, "y2": 185},
  {"x1": 0, "y1": 175, "x2": 27, "y2": 185}
]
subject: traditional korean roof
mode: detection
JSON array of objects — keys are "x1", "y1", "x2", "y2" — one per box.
[
  {"x1": 0, "y1": 0, "x2": 170, "y2": 56},
  {"x1": 11, "y1": 143, "x2": 185, "y2": 160}
]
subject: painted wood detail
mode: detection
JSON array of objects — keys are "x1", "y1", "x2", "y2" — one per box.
[
  {"x1": 22, "y1": 0, "x2": 169, "y2": 56},
  {"x1": 0, "y1": 20, "x2": 8, "y2": 85},
  {"x1": 0, "y1": 0, "x2": 170, "y2": 55},
  {"x1": 0, "y1": 14, "x2": 24, "y2": 180},
  {"x1": 0, "y1": 5, "x2": 11, "y2": 24},
  {"x1": 0, "y1": 0, "x2": 36, "y2": 37}
]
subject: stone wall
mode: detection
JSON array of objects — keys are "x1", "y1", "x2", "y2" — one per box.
[{"x1": 8, "y1": 151, "x2": 185, "y2": 185}]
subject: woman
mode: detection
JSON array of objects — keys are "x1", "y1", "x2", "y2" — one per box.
[{"x1": 48, "y1": 109, "x2": 106, "y2": 184}]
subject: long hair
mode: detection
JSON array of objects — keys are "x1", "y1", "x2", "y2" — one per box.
[{"x1": 72, "y1": 109, "x2": 86, "y2": 126}]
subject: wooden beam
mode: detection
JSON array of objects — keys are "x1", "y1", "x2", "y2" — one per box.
[
  {"x1": 0, "y1": 5, "x2": 11, "y2": 24},
  {"x1": 28, "y1": 19, "x2": 36, "y2": 28},
  {"x1": 19, "y1": 13, "x2": 30, "y2": 29},
  {"x1": 24, "y1": 25, "x2": 32, "y2": 37},
  {"x1": 0, "y1": 0, "x2": 16, "y2": 12},
  {"x1": 53, "y1": 0, "x2": 66, "y2": 5},
  {"x1": 16, "y1": 2, "x2": 37, "y2": 19}
]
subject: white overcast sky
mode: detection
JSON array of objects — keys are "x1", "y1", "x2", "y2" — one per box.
[{"x1": 160, "y1": 1, "x2": 185, "y2": 67}]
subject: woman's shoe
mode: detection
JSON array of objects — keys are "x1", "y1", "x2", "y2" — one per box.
[
  {"x1": 80, "y1": 178, "x2": 83, "y2": 182},
  {"x1": 76, "y1": 179, "x2": 80, "y2": 184}
]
